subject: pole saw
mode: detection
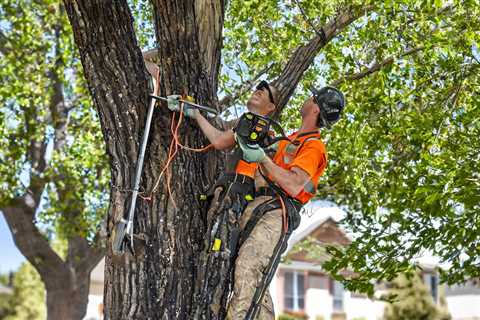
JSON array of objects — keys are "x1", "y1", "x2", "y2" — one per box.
[{"x1": 112, "y1": 73, "x2": 218, "y2": 255}]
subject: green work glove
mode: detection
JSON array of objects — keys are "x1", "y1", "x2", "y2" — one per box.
[
  {"x1": 235, "y1": 134, "x2": 267, "y2": 163},
  {"x1": 166, "y1": 95, "x2": 197, "y2": 119}
]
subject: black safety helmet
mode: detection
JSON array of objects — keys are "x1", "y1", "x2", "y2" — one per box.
[{"x1": 310, "y1": 86, "x2": 345, "y2": 128}]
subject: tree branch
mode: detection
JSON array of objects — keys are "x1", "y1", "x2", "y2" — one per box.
[
  {"x1": 2, "y1": 202, "x2": 68, "y2": 283},
  {"x1": 331, "y1": 46, "x2": 425, "y2": 87},
  {"x1": 68, "y1": 235, "x2": 105, "y2": 274},
  {"x1": 292, "y1": 0, "x2": 327, "y2": 42},
  {"x1": 49, "y1": 20, "x2": 69, "y2": 152},
  {"x1": 272, "y1": 4, "x2": 376, "y2": 116},
  {"x1": 26, "y1": 21, "x2": 71, "y2": 207},
  {"x1": 218, "y1": 63, "x2": 274, "y2": 110}
]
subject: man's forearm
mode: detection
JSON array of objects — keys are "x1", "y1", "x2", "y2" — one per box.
[
  {"x1": 195, "y1": 112, "x2": 234, "y2": 150},
  {"x1": 260, "y1": 157, "x2": 304, "y2": 197}
]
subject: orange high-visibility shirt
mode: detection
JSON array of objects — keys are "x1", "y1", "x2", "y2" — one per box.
[
  {"x1": 235, "y1": 159, "x2": 258, "y2": 178},
  {"x1": 272, "y1": 131, "x2": 327, "y2": 203}
]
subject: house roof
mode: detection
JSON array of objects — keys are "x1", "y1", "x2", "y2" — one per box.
[
  {"x1": 0, "y1": 283, "x2": 13, "y2": 295},
  {"x1": 285, "y1": 216, "x2": 350, "y2": 264},
  {"x1": 286, "y1": 200, "x2": 347, "y2": 250}
]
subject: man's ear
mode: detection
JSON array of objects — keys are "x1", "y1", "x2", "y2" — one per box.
[
  {"x1": 267, "y1": 102, "x2": 276, "y2": 114},
  {"x1": 312, "y1": 103, "x2": 320, "y2": 116}
]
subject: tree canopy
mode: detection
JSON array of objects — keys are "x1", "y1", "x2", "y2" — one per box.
[{"x1": 383, "y1": 272, "x2": 450, "y2": 320}]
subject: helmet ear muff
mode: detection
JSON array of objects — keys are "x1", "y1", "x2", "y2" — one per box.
[
  {"x1": 317, "y1": 104, "x2": 330, "y2": 128},
  {"x1": 311, "y1": 86, "x2": 345, "y2": 128}
]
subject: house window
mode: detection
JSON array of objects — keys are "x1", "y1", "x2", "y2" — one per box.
[
  {"x1": 332, "y1": 280, "x2": 344, "y2": 312},
  {"x1": 284, "y1": 271, "x2": 305, "y2": 311},
  {"x1": 423, "y1": 273, "x2": 438, "y2": 303}
]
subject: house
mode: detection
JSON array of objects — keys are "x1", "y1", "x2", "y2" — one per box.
[
  {"x1": 445, "y1": 280, "x2": 480, "y2": 320},
  {"x1": 270, "y1": 216, "x2": 386, "y2": 320},
  {"x1": 85, "y1": 259, "x2": 104, "y2": 320},
  {"x1": 270, "y1": 212, "x2": 480, "y2": 320}
]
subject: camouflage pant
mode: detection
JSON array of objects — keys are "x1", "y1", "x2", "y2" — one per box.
[{"x1": 226, "y1": 195, "x2": 284, "y2": 320}]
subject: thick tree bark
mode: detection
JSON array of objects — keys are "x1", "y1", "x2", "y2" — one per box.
[{"x1": 63, "y1": 1, "x2": 369, "y2": 319}]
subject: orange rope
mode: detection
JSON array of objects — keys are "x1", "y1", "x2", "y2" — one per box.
[
  {"x1": 147, "y1": 98, "x2": 212, "y2": 205},
  {"x1": 165, "y1": 102, "x2": 185, "y2": 208}
]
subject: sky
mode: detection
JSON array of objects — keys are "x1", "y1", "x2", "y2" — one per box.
[{"x1": 0, "y1": 213, "x2": 25, "y2": 273}]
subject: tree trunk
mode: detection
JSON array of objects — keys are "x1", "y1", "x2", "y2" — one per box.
[{"x1": 45, "y1": 275, "x2": 91, "y2": 320}]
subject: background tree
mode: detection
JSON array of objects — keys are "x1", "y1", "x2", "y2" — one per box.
[
  {"x1": 0, "y1": 1, "x2": 107, "y2": 318},
  {"x1": 3, "y1": 262, "x2": 46, "y2": 320},
  {"x1": 383, "y1": 272, "x2": 450, "y2": 320},
  {"x1": 0, "y1": 272, "x2": 15, "y2": 319}
]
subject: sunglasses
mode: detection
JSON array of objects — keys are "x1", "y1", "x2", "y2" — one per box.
[{"x1": 256, "y1": 80, "x2": 275, "y2": 105}]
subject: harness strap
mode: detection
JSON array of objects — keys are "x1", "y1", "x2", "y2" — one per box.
[
  {"x1": 196, "y1": 174, "x2": 255, "y2": 318},
  {"x1": 238, "y1": 198, "x2": 278, "y2": 247}
]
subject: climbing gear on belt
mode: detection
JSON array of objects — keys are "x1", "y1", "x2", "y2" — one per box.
[
  {"x1": 309, "y1": 86, "x2": 345, "y2": 128},
  {"x1": 194, "y1": 172, "x2": 255, "y2": 319},
  {"x1": 112, "y1": 69, "x2": 162, "y2": 256}
]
